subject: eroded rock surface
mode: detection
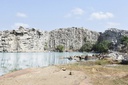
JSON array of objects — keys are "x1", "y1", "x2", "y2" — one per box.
[
  {"x1": 0, "y1": 27, "x2": 99, "y2": 52},
  {"x1": 1, "y1": 27, "x2": 128, "y2": 52}
]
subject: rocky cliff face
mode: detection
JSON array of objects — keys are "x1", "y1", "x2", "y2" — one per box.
[
  {"x1": 0, "y1": 27, "x2": 49, "y2": 52},
  {"x1": 0, "y1": 27, "x2": 100, "y2": 52},
  {"x1": 49, "y1": 27, "x2": 99, "y2": 51},
  {"x1": 1, "y1": 27, "x2": 127, "y2": 52},
  {"x1": 100, "y1": 28, "x2": 128, "y2": 51}
]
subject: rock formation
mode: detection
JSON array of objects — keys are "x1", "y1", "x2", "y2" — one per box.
[
  {"x1": 0, "y1": 27, "x2": 128, "y2": 52},
  {"x1": 0, "y1": 26, "x2": 49, "y2": 52},
  {"x1": 100, "y1": 28, "x2": 128, "y2": 51},
  {"x1": 0, "y1": 27, "x2": 100, "y2": 52},
  {"x1": 49, "y1": 27, "x2": 99, "y2": 51}
]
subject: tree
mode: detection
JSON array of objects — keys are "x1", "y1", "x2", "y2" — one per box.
[
  {"x1": 120, "y1": 36, "x2": 128, "y2": 52},
  {"x1": 79, "y1": 41, "x2": 93, "y2": 52},
  {"x1": 93, "y1": 40, "x2": 111, "y2": 53},
  {"x1": 56, "y1": 45, "x2": 64, "y2": 52},
  {"x1": 121, "y1": 36, "x2": 128, "y2": 46}
]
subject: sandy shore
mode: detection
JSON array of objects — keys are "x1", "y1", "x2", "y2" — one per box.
[{"x1": 0, "y1": 66, "x2": 92, "y2": 85}]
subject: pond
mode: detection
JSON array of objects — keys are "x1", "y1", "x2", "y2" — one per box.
[{"x1": 0, "y1": 52, "x2": 91, "y2": 76}]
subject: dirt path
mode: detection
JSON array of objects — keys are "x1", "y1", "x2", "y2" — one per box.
[{"x1": 0, "y1": 66, "x2": 92, "y2": 85}]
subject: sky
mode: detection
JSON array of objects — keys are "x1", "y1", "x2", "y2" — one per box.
[{"x1": 0, "y1": 0, "x2": 128, "y2": 32}]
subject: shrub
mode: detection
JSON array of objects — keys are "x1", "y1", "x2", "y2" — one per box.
[
  {"x1": 79, "y1": 41, "x2": 93, "y2": 52},
  {"x1": 93, "y1": 40, "x2": 111, "y2": 53},
  {"x1": 121, "y1": 36, "x2": 128, "y2": 46},
  {"x1": 120, "y1": 36, "x2": 128, "y2": 52},
  {"x1": 56, "y1": 45, "x2": 64, "y2": 52}
]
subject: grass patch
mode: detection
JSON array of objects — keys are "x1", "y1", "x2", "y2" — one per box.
[
  {"x1": 112, "y1": 75, "x2": 128, "y2": 85},
  {"x1": 95, "y1": 60, "x2": 112, "y2": 65},
  {"x1": 112, "y1": 65, "x2": 128, "y2": 72},
  {"x1": 58, "y1": 61, "x2": 128, "y2": 85}
]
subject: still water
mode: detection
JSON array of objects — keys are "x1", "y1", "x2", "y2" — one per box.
[{"x1": 0, "y1": 52, "x2": 89, "y2": 76}]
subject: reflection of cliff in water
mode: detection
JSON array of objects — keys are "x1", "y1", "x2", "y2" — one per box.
[{"x1": 0, "y1": 52, "x2": 86, "y2": 76}]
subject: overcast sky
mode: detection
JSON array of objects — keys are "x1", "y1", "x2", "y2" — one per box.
[{"x1": 0, "y1": 0, "x2": 128, "y2": 32}]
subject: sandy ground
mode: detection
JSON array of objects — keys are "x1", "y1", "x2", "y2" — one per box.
[{"x1": 0, "y1": 66, "x2": 92, "y2": 85}]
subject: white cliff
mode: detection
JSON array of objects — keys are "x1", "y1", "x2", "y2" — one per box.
[{"x1": 0, "y1": 27, "x2": 100, "y2": 52}]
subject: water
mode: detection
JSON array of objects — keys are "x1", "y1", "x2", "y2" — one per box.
[{"x1": 0, "y1": 52, "x2": 88, "y2": 76}]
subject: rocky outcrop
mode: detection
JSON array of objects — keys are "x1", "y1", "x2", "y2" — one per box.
[
  {"x1": 107, "y1": 52, "x2": 124, "y2": 62},
  {"x1": 0, "y1": 27, "x2": 100, "y2": 52},
  {"x1": 99, "y1": 28, "x2": 128, "y2": 51},
  {"x1": 49, "y1": 27, "x2": 99, "y2": 51},
  {"x1": 1, "y1": 27, "x2": 128, "y2": 52},
  {"x1": 0, "y1": 27, "x2": 49, "y2": 52}
]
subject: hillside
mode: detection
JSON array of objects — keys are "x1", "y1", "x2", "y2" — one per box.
[{"x1": 0, "y1": 26, "x2": 128, "y2": 52}]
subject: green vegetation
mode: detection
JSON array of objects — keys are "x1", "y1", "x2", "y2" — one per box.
[
  {"x1": 95, "y1": 60, "x2": 112, "y2": 65},
  {"x1": 80, "y1": 37, "x2": 112, "y2": 53},
  {"x1": 56, "y1": 45, "x2": 64, "y2": 52},
  {"x1": 79, "y1": 37, "x2": 93, "y2": 52},
  {"x1": 93, "y1": 40, "x2": 111, "y2": 53},
  {"x1": 120, "y1": 36, "x2": 128, "y2": 52},
  {"x1": 121, "y1": 36, "x2": 128, "y2": 45},
  {"x1": 79, "y1": 41, "x2": 93, "y2": 52}
]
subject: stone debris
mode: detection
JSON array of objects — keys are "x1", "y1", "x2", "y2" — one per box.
[
  {"x1": 108, "y1": 52, "x2": 124, "y2": 62},
  {"x1": 61, "y1": 68, "x2": 66, "y2": 71}
]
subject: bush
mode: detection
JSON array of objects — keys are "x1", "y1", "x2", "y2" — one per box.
[
  {"x1": 79, "y1": 41, "x2": 93, "y2": 52},
  {"x1": 93, "y1": 40, "x2": 111, "y2": 53},
  {"x1": 120, "y1": 36, "x2": 128, "y2": 52},
  {"x1": 56, "y1": 45, "x2": 64, "y2": 52},
  {"x1": 121, "y1": 36, "x2": 128, "y2": 46}
]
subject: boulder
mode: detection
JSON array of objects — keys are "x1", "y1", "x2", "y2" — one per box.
[{"x1": 108, "y1": 52, "x2": 124, "y2": 62}]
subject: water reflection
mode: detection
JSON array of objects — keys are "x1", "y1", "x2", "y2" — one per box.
[{"x1": 0, "y1": 52, "x2": 85, "y2": 76}]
